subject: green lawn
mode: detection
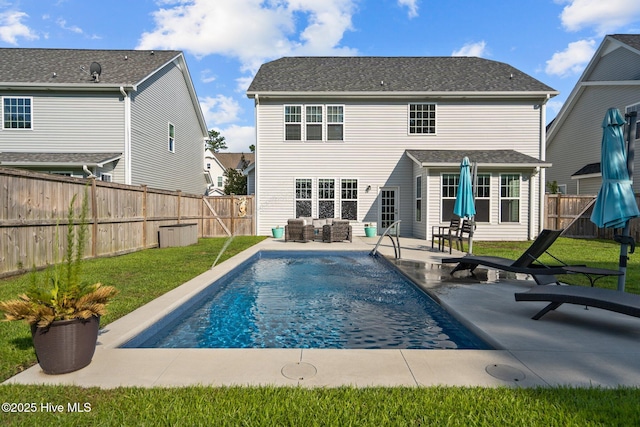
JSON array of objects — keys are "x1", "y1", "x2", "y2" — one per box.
[{"x1": 1, "y1": 235, "x2": 639, "y2": 426}]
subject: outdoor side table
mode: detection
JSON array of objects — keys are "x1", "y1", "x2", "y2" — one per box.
[{"x1": 562, "y1": 266, "x2": 623, "y2": 288}]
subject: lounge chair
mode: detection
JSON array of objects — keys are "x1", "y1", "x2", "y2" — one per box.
[
  {"x1": 441, "y1": 229, "x2": 566, "y2": 286},
  {"x1": 515, "y1": 285, "x2": 640, "y2": 320}
]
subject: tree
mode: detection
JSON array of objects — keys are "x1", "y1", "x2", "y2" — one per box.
[
  {"x1": 223, "y1": 168, "x2": 247, "y2": 195},
  {"x1": 249, "y1": 144, "x2": 255, "y2": 153},
  {"x1": 205, "y1": 129, "x2": 227, "y2": 152}
]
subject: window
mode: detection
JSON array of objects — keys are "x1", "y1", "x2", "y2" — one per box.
[
  {"x1": 441, "y1": 174, "x2": 459, "y2": 221},
  {"x1": 3, "y1": 97, "x2": 32, "y2": 129},
  {"x1": 500, "y1": 174, "x2": 520, "y2": 223},
  {"x1": 340, "y1": 179, "x2": 358, "y2": 220},
  {"x1": 415, "y1": 176, "x2": 422, "y2": 222},
  {"x1": 295, "y1": 178, "x2": 312, "y2": 217},
  {"x1": 327, "y1": 105, "x2": 344, "y2": 140},
  {"x1": 409, "y1": 103, "x2": 436, "y2": 134},
  {"x1": 100, "y1": 173, "x2": 113, "y2": 182},
  {"x1": 318, "y1": 179, "x2": 335, "y2": 219},
  {"x1": 306, "y1": 106, "x2": 323, "y2": 140},
  {"x1": 217, "y1": 176, "x2": 223, "y2": 187},
  {"x1": 168, "y1": 123, "x2": 175, "y2": 152},
  {"x1": 474, "y1": 174, "x2": 490, "y2": 222},
  {"x1": 625, "y1": 103, "x2": 640, "y2": 140},
  {"x1": 285, "y1": 106, "x2": 302, "y2": 140},
  {"x1": 206, "y1": 162, "x2": 211, "y2": 170}
]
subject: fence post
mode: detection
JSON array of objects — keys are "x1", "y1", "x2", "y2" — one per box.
[
  {"x1": 91, "y1": 178, "x2": 98, "y2": 257},
  {"x1": 231, "y1": 194, "x2": 235, "y2": 236},
  {"x1": 142, "y1": 185, "x2": 148, "y2": 247},
  {"x1": 177, "y1": 190, "x2": 182, "y2": 224}
]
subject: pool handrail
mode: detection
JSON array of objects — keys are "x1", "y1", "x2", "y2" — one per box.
[{"x1": 370, "y1": 220, "x2": 402, "y2": 259}]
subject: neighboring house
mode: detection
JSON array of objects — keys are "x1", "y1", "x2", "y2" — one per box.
[
  {"x1": 247, "y1": 57, "x2": 557, "y2": 240},
  {"x1": 0, "y1": 48, "x2": 208, "y2": 195},
  {"x1": 546, "y1": 34, "x2": 640, "y2": 195},
  {"x1": 204, "y1": 150, "x2": 254, "y2": 195}
]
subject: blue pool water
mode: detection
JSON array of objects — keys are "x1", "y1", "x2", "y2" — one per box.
[{"x1": 123, "y1": 251, "x2": 489, "y2": 350}]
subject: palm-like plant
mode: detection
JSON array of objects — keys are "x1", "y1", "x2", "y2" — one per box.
[{"x1": 0, "y1": 189, "x2": 117, "y2": 328}]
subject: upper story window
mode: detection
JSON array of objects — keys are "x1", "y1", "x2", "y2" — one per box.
[
  {"x1": 409, "y1": 103, "x2": 436, "y2": 134},
  {"x1": 327, "y1": 105, "x2": 344, "y2": 140},
  {"x1": 3, "y1": 97, "x2": 32, "y2": 129},
  {"x1": 306, "y1": 106, "x2": 323, "y2": 140},
  {"x1": 168, "y1": 123, "x2": 175, "y2": 153},
  {"x1": 285, "y1": 106, "x2": 302, "y2": 140},
  {"x1": 285, "y1": 104, "x2": 344, "y2": 141}
]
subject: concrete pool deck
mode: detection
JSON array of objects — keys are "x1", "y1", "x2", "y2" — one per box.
[{"x1": 5, "y1": 236, "x2": 640, "y2": 388}]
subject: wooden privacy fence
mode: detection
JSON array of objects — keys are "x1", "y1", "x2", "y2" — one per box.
[
  {"x1": 0, "y1": 168, "x2": 254, "y2": 277},
  {"x1": 545, "y1": 193, "x2": 640, "y2": 240}
]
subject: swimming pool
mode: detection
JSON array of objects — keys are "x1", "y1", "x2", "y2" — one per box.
[{"x1": 123, "y1": 251, "x2": 490, "y2": 350}]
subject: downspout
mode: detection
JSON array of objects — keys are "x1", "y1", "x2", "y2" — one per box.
[
  {"x1": 83, "y1": 165, "x2": 97, "y2": 178},
  {"x1": 120, "y1": 86, "x2": 132, "y2": 185}
]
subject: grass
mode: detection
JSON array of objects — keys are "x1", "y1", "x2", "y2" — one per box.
[
  {"x1": 1, "y1": 235, "x2": 639, "y2": 426},
  {"x1": 0, "y1": 236, "x2": 266, "y2": 380}
]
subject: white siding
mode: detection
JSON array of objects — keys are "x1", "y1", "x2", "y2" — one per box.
[
  {"x1": 547, "y1": 85, "x2": 640, "y2": 194},
  {"x1": 255, "y1": 98, "x2": 545, "y2": 240},
  {"x1": 130, "y1": 61, "x2": 206, "y2": 195}
]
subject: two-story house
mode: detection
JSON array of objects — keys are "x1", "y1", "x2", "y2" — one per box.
[
  {"x1": 247, "y1": 57, "x2": 557, "y2": 240},
  {"x1": 546, "y1": 34, "x2": 640, "y2": 195},
  {"x1": 0, "y1": 48, "x2": 208, "y2": 195}
]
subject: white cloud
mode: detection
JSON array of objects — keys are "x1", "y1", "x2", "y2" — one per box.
[
  {"x1": 546, "y1": 99, "x2": 564, "y2": 117},
  {"x1": 213, "y1": 124, "x2": 255, "y2": 152},
  {"x1": 558, "y1": 0, "x2": 640, "y2": 36},
  {"x1": 56, "y1": 18, "x2": 83, "y2": 34},
  {"x1": 137, "y1": 0, "x2": 358, "y2": 74},
  {"x1": 397, "y1": 0, "x2": 419, "y2": 18},
  {"x1": 0, "y1": 11, "x2": 38, "y2": 44},
  {"x1": 200, "y1": 69, "x2": 216, "y2": 84},
  {"x1": 452, "y1": 41, "x2": 487, "y2": 57},
  {"x1": 545, "y1": 39, "x2": 596, "y2": 77},
  {"x1": 200, "y1": 94, "x2": 242, "y2": 126}
]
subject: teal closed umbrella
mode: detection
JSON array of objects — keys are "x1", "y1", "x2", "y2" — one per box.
[
  {"x1": 454, "y1": 156, "x2": 476, "y2": 252},
  {"x1": 590, "y1": 108, "x2": 640, "y2": 291}
]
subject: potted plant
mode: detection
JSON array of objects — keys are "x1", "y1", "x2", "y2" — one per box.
[
  {"x1": 0, "y1": 190, "x2": 117, "y2": 375},
  {"x1": 272, "y1": 225, "x2": 284, "y2": 238},
  {"x1": 364, "y1": 223, "x2": 377, "y2": 238}
]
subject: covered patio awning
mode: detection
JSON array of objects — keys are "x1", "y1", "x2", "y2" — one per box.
[
  {"x1": 406, "y1": 149, "x2": 551, "y2": 168},
  {"x1": 0, "y1": 152, "x2": 122, "y2": 168}
]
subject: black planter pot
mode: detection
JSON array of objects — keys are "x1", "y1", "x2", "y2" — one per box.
[{"x1": 30, "y1": 316, "x2": 100, "y2": 375}]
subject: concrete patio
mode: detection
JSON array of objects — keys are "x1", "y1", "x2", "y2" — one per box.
[{"x1": 5, "y1": 236, "x2": 640, "y2": 388}]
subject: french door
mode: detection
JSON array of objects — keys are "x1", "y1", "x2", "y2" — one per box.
[{"x1": 380, "y1": 187, "x2": 399, "y2": 234}]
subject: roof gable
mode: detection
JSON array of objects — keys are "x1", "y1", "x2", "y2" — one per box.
[
  {"x1": 0, "y1": 48, "x2": 181, "y2": 86},
  {"x1": 248, "y1": 57, "x2": 556, "y2": 95}
]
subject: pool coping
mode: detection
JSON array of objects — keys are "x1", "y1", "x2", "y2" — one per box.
[{"x1": 5, "y1": 236, "x2": 640, "y2": 388}]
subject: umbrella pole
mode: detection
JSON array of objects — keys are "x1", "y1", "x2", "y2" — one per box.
[
  {"x1": 618, "y1": 223, "x2": 630, "y2": 292},
  {"x1": 618, "y1": 111, "x2": 638, "y2": 292}
]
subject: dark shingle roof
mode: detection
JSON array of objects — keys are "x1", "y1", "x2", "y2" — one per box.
[
  {"x1": 572, "y1": 162, "x2": 601, "y2": 177},
  {"x1": 0, "y1": 152, "x2": 122, "y2": 165},
  {"x1": 610, "y1": 34, "x2": 640, "y2": 52},
  {"x1": 247, "y1": 57, "x2": 557, "y2": 94},
  {"x1": 0, "y1": 48, "x2": 181, "y2": 85},
  {"x1": 406, "y1": 149, "x2": 550, "y2": 167}
]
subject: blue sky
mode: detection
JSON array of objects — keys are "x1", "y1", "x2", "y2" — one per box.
[{"x1": 1, "y1": 0, "x2": 640, "y2": 152}]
